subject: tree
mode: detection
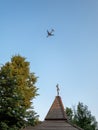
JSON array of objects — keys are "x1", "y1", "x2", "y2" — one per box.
[
  {"x1": 65, "y1": 102, "x2": 97, "y2": 130},
  {"x1": 65, "y1": 107, "x2": 73, "y2": 121},
  {"x1": 0, "y1": 55, "x2": 39, "y2": 130}
]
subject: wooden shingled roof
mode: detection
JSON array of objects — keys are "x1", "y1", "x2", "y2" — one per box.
[
  {"x1": 45, "y1": 96, "x2": 67, "y2": 120},
  {"x1": 23, "y1": 96, "x2": 83, "y2": 130}
]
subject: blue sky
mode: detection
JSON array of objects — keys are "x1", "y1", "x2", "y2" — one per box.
[{"x1": 0, "y1": 0, "x2": 98, "y2": 121}]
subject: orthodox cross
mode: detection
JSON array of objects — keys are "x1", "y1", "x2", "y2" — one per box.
[{"x1": 56, "y1": 84, "x2": 60, "y2": 96}]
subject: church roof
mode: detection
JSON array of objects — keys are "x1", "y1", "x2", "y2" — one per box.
[
  {"x1": 23, "y1": 95, "x2": 83, "y2": 130},
  {"x1": 25, "y1": 120, "x2": 83, "y2": 130},
  {"x1": 45, "y1": 96, "x2": 67, "y2": 120}
]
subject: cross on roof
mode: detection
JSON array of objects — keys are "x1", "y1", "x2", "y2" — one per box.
[{"x1": 56, "y1": 84, "x2": 60, "y2": 96}]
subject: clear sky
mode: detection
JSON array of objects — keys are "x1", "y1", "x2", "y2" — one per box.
[{"x1": 0, "y1": 0, "x2": 98, "y2": 121}]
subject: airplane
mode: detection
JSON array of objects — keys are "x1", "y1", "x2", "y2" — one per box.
[{"x1": 47, "y1": 29, "x2": 54, "y2": 37}]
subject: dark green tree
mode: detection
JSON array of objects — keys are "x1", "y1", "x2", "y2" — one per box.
[
  {"x1": 0, "y1": 55, "x2": 39, "y2": 130},
  {"x1": 65, "y1": 102, "x2": 97, "y2": 130},
  {"x1": 65, "y1": 107, "x2": 73, "y2": 121},
  {"x1": 25, "y1": 110, "x2": 39, "y2": 126}
]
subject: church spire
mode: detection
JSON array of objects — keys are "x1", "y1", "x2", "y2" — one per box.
[
  {"x1": 45, "y1": 95, "x2": 67, "y2": 120},
  {"x1": 45, "y1": 85, "x2": 67, "y2": 120}
]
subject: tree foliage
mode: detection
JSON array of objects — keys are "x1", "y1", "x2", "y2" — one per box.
[
  {"x1": 66, "y1": 107, "x2": 73, "y2": 121},
  {"x1": 0, "y1": 55, "x2": 39, "y2": 130},
  {"x1": 65, "y1": 102, "x2": 97, "y2": 130}
]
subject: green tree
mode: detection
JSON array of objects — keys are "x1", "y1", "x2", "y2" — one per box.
[
  {"x1": 0, "y1": 55, "x2": 38, "y2": 130},
  {"x1": 25, "y1": 110, "x2": 39, "y2": 126},
  {"x1": 66, "y1": 102, "x2": 97, "y2": 130},
  {"x1": 65, "y1": 107, "x2": 73, "y2": 121}
]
